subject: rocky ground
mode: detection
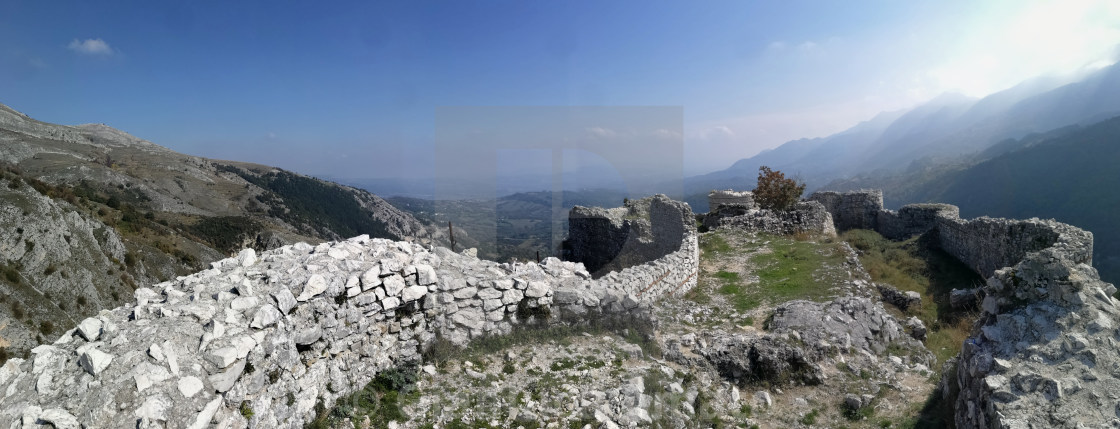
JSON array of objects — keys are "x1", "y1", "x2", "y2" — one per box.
[{"x1": 361, "y1": 229, "x2": 940, "y2": 429}]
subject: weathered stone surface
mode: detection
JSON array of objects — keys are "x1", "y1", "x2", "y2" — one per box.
[
  {"x1": 75, "y1": 317, "x2": 103, "y2": 342},
  {"x1": 0, "y1": 199, "x2": 700, "y2": 428},
  {"x1": 38, "y1": 408, "x2": 79, "y2": 429},
  {"x1": 208, "y1": 359, "x2": 246, "y2": 393},
  {"x1": 294, "y1": 327, "x2": 322, "y2": 345},
  {"x1": 708, "y1": 189, "x2": 755, "y2": 210},
  {"x1": 273, "y1": 288, "x2": 297, "y2": 315},
  {"x1": 382, "y1": 274, "x2": 406, "y2": 296},
  {"x1": 297, "y1": 274, "x2": 328, "y2": 301},
  {"x1": 402, "y1": 285, "x2": 428, "y2": 302},
  {"x1": 78, "y1": 349, "x2": 113, "y2": 376},
  {"x1": 237, "y1": 248, "x2": 257, "y2": 267},
  {"x1": 803, "y1": 190, "x2": 1117, "y2": 429},
  {"x1": 949, "y1": 288, "x2": 980, "y2": 309},
  {"x1": 808, "y1": 190, "x2": 883, "y2": 231},
  {"x1": 878, "y1": 283, "x2": 921, "y2": 311},
  {"x1": 700, "y1": 200, "x2": 836, "y2": 237},
  {"x1": 563, "y1": 194, "x2": 694, "y2": 277},
  {"x1": 250, "y1": 304, "x2": 282, "y2": 329}
]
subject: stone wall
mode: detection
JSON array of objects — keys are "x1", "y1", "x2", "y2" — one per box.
[
  {"x1": 807, "y1": 190, "x2": 1093, "y2": 280},
  {"x1": 808, "y1": 190, "x2": 883, "y2": 231},
  {"x1": 708, "y1": 190, "x2": 755, "y2": 210},
  {"x1": 877, "y1": 204, "x2": 959, "y2": 241},
  {"x1": 951, "y1": 225, "x2": 1112, "y2": 428},
  {"x1": 807, "y1": 190, "x2": 1116, "y2": 428},
  {"x1": 563, "y1": 194, "x2": 694, "y2": 277},
  {"x1": 0, "y1": 205, "x2": 699, "y2": 427},
  {"x1": 936, "y1": 216, "x2": 1092, "y2": 279},
  {"x1": 700, "y1": 200, "x2": 836, "y2": 237}
]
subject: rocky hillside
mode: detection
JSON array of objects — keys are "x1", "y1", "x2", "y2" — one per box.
[
  {"x1": 0, "y1": 103, "x2": 439, "y2": 360},
  {"x1": 0, "y1": 196, "x2": 941, "y2": 428}
]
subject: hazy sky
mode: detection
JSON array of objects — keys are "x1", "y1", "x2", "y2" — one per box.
[{"x1": 2, "y1": 0, "x2": 1118, "y2": 178}]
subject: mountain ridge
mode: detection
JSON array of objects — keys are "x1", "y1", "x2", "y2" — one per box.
[{"x1": 0, "y1": 102, "x2": 442, "y2": 359}]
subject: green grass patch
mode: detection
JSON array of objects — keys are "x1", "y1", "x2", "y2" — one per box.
[
  {"x1": 698, "y1": 231, "x2": 848, "y2": 313},
  {"x1": 699, "y1": 233, "x2": 732, "y2": 254},
  {"x1": 800, "y1": 408, "x2": 821, "y2": 425},
  {"x1": 307, "y1": 365, "x2": 420, "y2": 429},
  {"x1": 752, "y1": 238, "x2": 845, "y2": 303},
  {"x1": 841, "y1": 229, "x2": 984, "y2": 365}
]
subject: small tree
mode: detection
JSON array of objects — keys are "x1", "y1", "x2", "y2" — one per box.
[{"x1": 753, "y1": 166, "x2": 806, "y2": 211}]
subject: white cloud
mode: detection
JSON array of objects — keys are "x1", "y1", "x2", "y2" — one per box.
[
  {"x1": 652, "y1": 128, "x2": 682, "y2": 140},
  {"x1": 798, "y1": 41, "x2": 818, "y2": 51},
  {"x1": 67, "y1": 38, "x2": 114, "y2": 56},
  {"x1": 586, "y1": 126, "x2": 616, "y2": 138},
  {"x1": 700, "y1": 125, "x2": 734, "y2": 140},
  {"x1": 766, "y1": 41, "x2": 787, "y2": 51}
]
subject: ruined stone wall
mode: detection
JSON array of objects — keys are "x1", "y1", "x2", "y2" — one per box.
[
  {"x1": 563, "y1": 194, "x2": 694, "y2": 277},
  {"x1": 877, "y1": 204, "x2": 959, "y2": 241},
  {"x1": 708, "y1": 190, "x2": 755, "y2": 210},
  {"x1": 808, "y1": 190, "x2": 1090, "y2": 280},
  {"x1": 936, "y1": 215, "x2": 1092, "y2": 278},
  {"x1": 0, "y1": 201, "x2": 700, "y2": 427},
  {"x1": 807, "y1": 190, "x2": 1115, "y2": 428},
  {"x1": 951, "y1": 223, "x2": 1110, "y2": 429},
  {"x1": 701, "y1": 201, "x2": 836, "y2": 237},
  {"x1": 808, "y1": 190, "x2": 883, "y2": 231}
]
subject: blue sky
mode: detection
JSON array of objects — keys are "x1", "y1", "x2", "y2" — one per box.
[{"x1": 2, "y1": 0, "x2": 1118, "y2": 179}]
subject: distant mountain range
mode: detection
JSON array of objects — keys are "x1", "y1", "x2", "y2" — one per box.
[
  {"x1": 822, "y1": 114, "x2": 1120, "y2": 285},
  {"x1": 687, "y1": 62, "x2": 1120, "y2": 196},
  {"x1": 0, "y1": 102, "x2": 437, "y2": 358}
]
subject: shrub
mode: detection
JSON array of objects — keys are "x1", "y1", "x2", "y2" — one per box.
[{"x1": 753, "y1": 166, "x2": 806, "y2": 211}]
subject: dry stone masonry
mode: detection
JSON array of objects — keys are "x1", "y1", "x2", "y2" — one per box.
[
  {"x1": 700, "y1": 190, "x2": 836, "y2": 237},
  {"x1": 707, "y1": 189, "x2": 754, "y2": 209},
  {"x1": 563, "y1": 194, "x2": 694, "y2": 277},
  {"x1": 0, "y1": 198, "x2": 699, "y2": 428},
  {"x1": 809, "y1": 190, "x2": 1118, "y2": 429}
]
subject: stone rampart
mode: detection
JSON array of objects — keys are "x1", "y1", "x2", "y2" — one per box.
[
  {"x1": 806, "y1": 191, "x2": 1093, "y2": 280},
  {"x1": 936, "y1": 216, "x2": 1092, "y2": 279},
  {"x1": 877, "y1": 204, "x2": 958, "y2": 241},
  {"x1": 708, "y1": 190, "x2": 755, "y2": 210},
  {"x1": 563, "y1": 194, "x2": 694, "y2": 277},
  {"x1": 808, "y1": 190, "x2": 1114, "y2": 428},
  {"x1": 808, "y1": 190, "x2": 883, "y2": 231},
  {"x1": 700, "y1": 200, "x2": 836, "y2": 237},
  {"x1": 0, "y1": 201, "x2": 699, "y2": 427}
]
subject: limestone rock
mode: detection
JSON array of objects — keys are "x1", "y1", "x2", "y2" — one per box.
[
  {"x1": 297, "y1": 274, "x2": 329, "y2": 301},
  {"x1": 178, "y1": 376, "x2": 204, "y2": 398},
  {"x1": 401, "y1": 285, "x2": 428, "y2": 303},
  {"x1": 78, "y1": 349, "x2": 113, "y2": 376},
  {"x1": 208, "y1": 359, "x2": 246, "y2": 393},
  {"x1": 76, "y1": 317, "x2": 103, "y2": 342}
]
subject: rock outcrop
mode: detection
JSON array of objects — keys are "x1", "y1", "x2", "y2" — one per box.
[
  {"x1": 952, "y1": 227, "x2": 1117, "y2": 428},
  {"x1": 668, "y1": 295, "x2": 929, "y2": 387}
]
